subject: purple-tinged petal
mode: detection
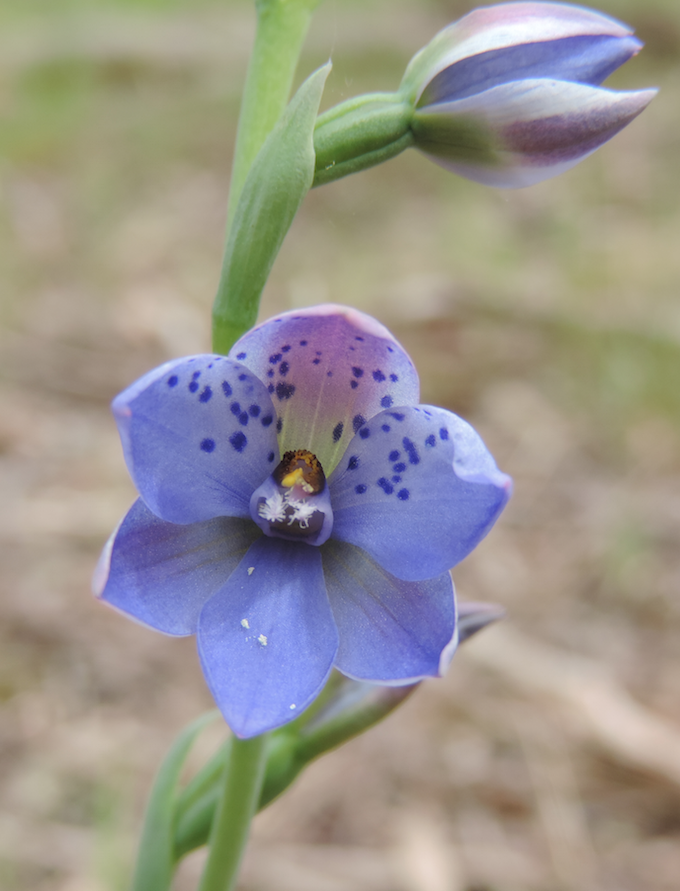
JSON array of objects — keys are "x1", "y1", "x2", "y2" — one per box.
[
  {"x1": 329, "y1": 405, "x2": 511, "y2": 581},
  {"x1": 197, "y1": 538, "x2": 338, "y2": 738},
  {"x1": 112, "y1": 355, "x2": 279, "y2": 524},
  {"x1": 229, "y1": 305, "x2": 419, "y2": 474},
  {"x1": 94, "y1": 498, "x2": 260, "y2": 636},
  {"x1": 402, "y1": 2, "x2": 636, "y2": 103},
  {"x1": 414, "y1": 81, "x2": 657, "y2": 188},
  {"x1": 323, "y1": 541, "x2": 457, "y2": 683},
  {"x1": 457, "y1": 600, "x2": 506, "y2": 644},
  {"x1": 419, "y1": 34, "x2": 642, "y2": 106}
]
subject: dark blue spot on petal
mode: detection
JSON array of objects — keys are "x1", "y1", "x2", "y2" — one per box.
[
  {"x1": 249, "y1": 404, "x2": 260, "y2": 417},
  {"x1": 230, "y1": 402, "x2": 241, "y2": 416},
  {"x1": 315, "y1": 351, "x2": 322, "y2": 356},
  {"x1": 389, "y1": 412, "x2": 405, "y2": 422},
  {"x1": 281, "y1": 344, "x2": 291, "y2": 353},
  {"x1": 199, "y1": 386, "x2": 213, "y2": 403},
  {"x1": 355, "y1": 336, "x2": 364, "y2": 341},
  {"x1": 372, "y1": 370, "x2": 386, "y2": 382},
  {"x1": 312, "y1": 358, "x2": 321, "y2": 365},
  {"x1": 269, "y1": 353, "x2": 282, "y2": 364},
  {"x1": 268, "y1": 383, "x2": 274, "y2": 394},
  {"x1": 327, "y1": 371, "x2": 333, "y2": 377},
  {"x1": 390, "y1": 373, "x2": 398, "y2": 382},
  {"x1": 275, "y1": 382, "x2": 295, "y2": 400},
  {"x1": 239, "y1": 412, "x2": 248, "y2": 425},
  {"x1": 229, "y1": 432, "x2": 247, "y2": 452},
  {"x1": 192, "y1": 371, "x2": 201, "y2": 379},
  {"x1": 393, "y1": 462, "x2": 406, "y2": 473},
  {"x1": 377, "y1": 477, "x2": 394, "y2": 494},
  {"x1": 352, "y1": 414, "x2": 366, "y2": 433},
  {"x1": 381, "y1": 424, "x2": 391, "y2": 433},
  {"x1": 236, "y1": 352, "x2": 246, "y2": 360},
  {"x1": 397, "y1": 489, "x2": 409, "y2": 501},
  {"x1": 267, "y1": 369, "x2": 274, "y2": 378},
  {"x1": 188, "y1": 381, "x2": 199, "y2": 393},
  {"x1": 268, "y1": 451, "x2": 276, "y2": 463},
  {"x1": 347, "y1": 455, "x2": 359, "y2": 471},
  {"x1": 425, "y1": 434, "x2": 436, "y2": 447},
  {"x1": 276, "y1": 418, "x2": 283, "y2": 433},
  {"x1": 299, "y1": 340, "x2": 307, "y2": 346},
  {"x1": 352, "y1": 367, "x2": 364, "y2": 378},
  {"x1": 403, "y1": 437, "x2": 420, "y2": 465},
  {"x1": 380, "y1": 395, "x2": 393, "y2": 408},
  {"x1": 359, "y1": 428, "x2": 370, "y2": 440},
  {"x1": 392, "y1": 475, "x2": 402, "y2": 483},
  {"x1": 222, "y1": 381, "x2": 232, "y2": 398},
  {"x1": 350, "y1": 380, "x2": 358, "y2": 389},
  {"x1": 332, "y1": 422, "x2": 343, "y2": 443},
  {"x1": 439, "y1": 427, "x2": 449, "y2": 441},
  {"x1": 279, "y1": 361, "x2": 289, "y2": 376},
  {"x1": 355, "y1": 484, "x2": 367, "y2": 494},
  {"x1": 200, "y1": 438, "x2": 215, "y2": 453},
  {"x1": 387, "y1": 346, "x2": 394, "y2": 353},
  {"x1": 167, "y1": 375, "x2": 178, "y2": 387},
  {"x1": 238, "y1": 373, "x2": 248, "y2": 381},
  {"x1": 261, "y1": 414, "x2": 273, "y2": 427},
  {"x1": 389, "y1": 450, "x2": 400, "y2": 462}
]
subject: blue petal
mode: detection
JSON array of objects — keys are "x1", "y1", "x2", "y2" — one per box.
[
  {"x1": 228, "y1": 305, "x2": 420, "y2": 474},
  {"x1": 94, "y1": 498, "x2": 260, "y2": 635},
  {"x1": 112, "y1": 355, "x2": 279, "y2": 523},
  {"x1": 329, "y1": 405, "x2": 511, "y2": 581},
  {"x1": 197, "y1": 538, "x2": 339, "y2": 737},
  {"x1": 401, "y1": 2, "x2": 637, "y2": 103},
  {"x1": 323, "y1": 541, "x2": 457, "y2": 683},
  {"x1": 419, "y1": 34, "x2": 642, "y2": 106}
]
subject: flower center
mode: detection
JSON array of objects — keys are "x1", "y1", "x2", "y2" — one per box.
[{"x1": 249, "y1": 449, "x2": 333, "y2": 546}]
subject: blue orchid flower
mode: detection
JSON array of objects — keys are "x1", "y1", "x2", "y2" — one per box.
[
  {"x1": 95, "y1": 306, "x2": 511, "y2": 738},
  {"x1": 401, "y1": 1, "x2": 657, "y2": 188}
]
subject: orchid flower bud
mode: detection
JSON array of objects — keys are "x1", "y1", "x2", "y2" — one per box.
[
  {"x1": 401, "y1": 2, "x2": 657, "y2": 187},
  {"x1": 313, "y1": 2, "x2": 655, "y2": 189}
]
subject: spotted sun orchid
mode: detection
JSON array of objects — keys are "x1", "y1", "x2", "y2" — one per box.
[
  {"x1": 95, "y1": 306, "x2": 511, "y2": 738},
  {"x1": 402, "y1": 1, "x2": 657, "y2": 187}
]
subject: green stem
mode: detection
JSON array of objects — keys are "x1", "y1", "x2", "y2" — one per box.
[
  {"x1": 197, "y1": 733, "x2": 269, "y2": 891},
  {"x1": 227, "y1": 0, "x2": 321, "y2": 226},
  {"x1": 312, "y1": 92, "x2": 414, "y2": 187}
]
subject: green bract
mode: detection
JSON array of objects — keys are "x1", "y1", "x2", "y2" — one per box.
[{"x1": 212, "y1": 62, "x2": 330, "y2": 354}]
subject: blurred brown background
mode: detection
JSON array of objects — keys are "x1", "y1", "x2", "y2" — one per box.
[{"x1": 1, "y1": 0, "x2": 679, "y2": 888}]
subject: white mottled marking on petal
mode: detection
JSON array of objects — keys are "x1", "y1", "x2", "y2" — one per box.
[
  {"x1": 247, "y1": 566, "x2": 255, "y2": 576},
  {"x1": 241, "y1": 618, "x2": 250, "y2": 629},
  {"x1": 258, "y1": 633, "x2": 268, "y2": 646}
]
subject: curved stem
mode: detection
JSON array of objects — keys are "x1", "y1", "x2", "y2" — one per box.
[{"x1": 197, "y1": 733, "x2": 269, "y2": 891}]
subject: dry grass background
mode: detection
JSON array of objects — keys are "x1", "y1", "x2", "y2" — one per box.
[{"x1": 1, "y1": 0, "x2": 679, "y2": 889}]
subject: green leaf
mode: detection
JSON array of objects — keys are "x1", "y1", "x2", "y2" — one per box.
[
  {"x1": 131, "y1": 711, "x2": 219, "y2": 891},
  {"x1": 212, "y1": 61, "x2": 331, "y2": 354}
]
